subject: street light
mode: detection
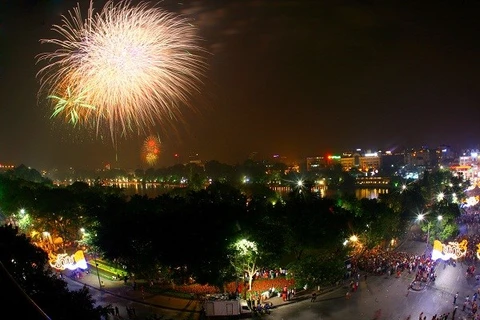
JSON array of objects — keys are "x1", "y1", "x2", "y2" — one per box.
[
  {"x1": 417, "y1": 214, "x2": 443, "y2": 250},
  {"x1": 416, "y1": 214, "x2": 430, "y2": 249},
  {"x1": 92, "y1": 250, "x2": 103, "y2": 289}
]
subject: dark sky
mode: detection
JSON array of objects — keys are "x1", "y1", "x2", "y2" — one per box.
[{"x1": 2, "y1": 0, "x2": 480, "y2": 170}]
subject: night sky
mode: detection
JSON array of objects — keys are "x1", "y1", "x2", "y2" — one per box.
[{"x1": 2, "y1": 0, "x2": 480, "y2": 170}]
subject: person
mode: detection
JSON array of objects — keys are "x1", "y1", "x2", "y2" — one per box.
[
  {"x1": 115, "y1": 306, "x2": 119, "y2": 316},
  {"x1": 311, "y1": 292, "x2": 317, "y2": 302},
  {"x1": 264, "y1": 302, "x2": 271, "y2": 314}
]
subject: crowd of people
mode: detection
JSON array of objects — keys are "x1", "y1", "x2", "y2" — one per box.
[
  {"x1": 353, "y1": 248, "x2": 436, "y2": 284},
  {"x1": 346, "y1": 201, "x2": 480, "y2": 319}
]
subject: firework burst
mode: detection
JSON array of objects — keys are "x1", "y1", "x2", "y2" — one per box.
[
  {"x1": 142, "y1": 134, "x2": 161, "y2": 166},
  {"x1": 48, "y1": 86, "x2": 96, "y2": 126},
  {"x1": 36, "y1": 0, "x2": 206, "y2": 143}
]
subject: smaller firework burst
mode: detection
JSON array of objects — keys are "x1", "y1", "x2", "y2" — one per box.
[
  {"x1": 142, "y1": 135, "x2": 161, "y2": 166},
  {"x1": 48, "y1": 86, "x2": 96, "y2": 126}
]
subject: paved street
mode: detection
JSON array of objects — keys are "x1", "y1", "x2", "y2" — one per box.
[
  {"x1": 66, "y1": 237, "x2": 480, "y2": 320},
  {"x1": 258, "y1": 240, "x2": 480, "y2": 320}
]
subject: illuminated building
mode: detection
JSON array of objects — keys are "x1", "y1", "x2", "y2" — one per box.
[
  {"x1": 0, "y1": 163, "x2": 15, "y2": 173},
  {"x1": 188, "y1": 153, "x2": 202, "y2": 166},
  {"x1": 435, "y1": 145, "x2": 457, "y2": 167},
  {"x1": 306, "y1": 156, "x2": 327, "y2": 171},
  {"x1": 339, "y1": 150, "x2": 381, "y2": 173},
  {"x1": 454, "y1": 149, "x2": 480, "y2": 184},
  {"x1": 404, "y1": 146, "x2": 432, "y2": 168}
]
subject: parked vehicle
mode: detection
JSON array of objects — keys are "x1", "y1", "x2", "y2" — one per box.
[{"x1": 203, "y1": 298, "x2": 251, "y2": 318}]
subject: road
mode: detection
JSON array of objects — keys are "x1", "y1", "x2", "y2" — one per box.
[
  {"x1": 63, "y1": 238, "x2": 480, "y2": 320},
  {"x1": 256, "y1": 240, "x2": 479, "y2": 320}
]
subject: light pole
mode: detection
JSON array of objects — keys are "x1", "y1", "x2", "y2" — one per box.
[
  {"x1": 416, "y1": 213, "x2": 427, "y2": 247},
  {"x1": 426, "y1": 222, "x2": 430, "y2": 249},
  {"x1": 417, "y1": 214, "x2": 443, "y2": 251},
  {"x1": 93, "y1": 251, "x2": 103, "y2": 289}
]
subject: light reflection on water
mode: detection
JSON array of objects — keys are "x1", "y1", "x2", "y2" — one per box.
[
  {"x1": 118, "y1": 183, "x2": 388, "y2": 200},
  {"x1": 355, "y1": 188, "x2": 389, "y2": 199}
]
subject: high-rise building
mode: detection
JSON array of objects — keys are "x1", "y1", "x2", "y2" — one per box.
[
  {"x1": 339, "y1": 151, "x2": 381, "y2": 173},
  {"x1": 404, "y1": 146, "x2": 431, "y2": 168},
  {"x1": 306, "y1": 156, "x2": 327, "y2": 171}
]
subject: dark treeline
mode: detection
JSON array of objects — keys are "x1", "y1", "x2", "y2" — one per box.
[{"x1": 0, "y1": 166, "x2": 465, "y2": 319}]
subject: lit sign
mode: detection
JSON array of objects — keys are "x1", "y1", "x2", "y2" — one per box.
[
  {"x1": 432, "y1": 240, "x2": 467, "y2": 261},
  {"x1": 49, "y1": 250, "x2": 88, "y2": 270},
  {"x1": 364, "y1": 153, "x2": 378, "y2": 157},
  {"x1": 328, "y1": 155, "x2": 341, "y2": 160}
]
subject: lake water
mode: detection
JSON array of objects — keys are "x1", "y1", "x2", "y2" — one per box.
[{"x1": 118, "y1": 183, "x2": 388, "y2": 200}]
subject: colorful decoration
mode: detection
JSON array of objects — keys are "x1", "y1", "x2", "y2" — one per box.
[
  {"x1": 49, "y1": 250, "x2": 88, "y2": 270},
  {"x1": 432, "y1": 239, "x2": 467, "y2": 261}
]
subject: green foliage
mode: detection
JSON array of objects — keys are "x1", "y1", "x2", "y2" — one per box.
[
  {"x1": 287, "y1": 251, "x2": 346, "y2": 288},
  {"x1": 229, "y1": 239, "x2": 260, "y2": 276},
  {"x1": 0, "y1": 164, "x2": 468, "y2": 295},
  {"x1": 348, "y1": 198, "x2": 402, "y2": 249}
]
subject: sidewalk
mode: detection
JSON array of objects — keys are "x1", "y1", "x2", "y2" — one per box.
[
  {"x1": 72, "y1": 270, "x2": 342, "y2": 314},
  {"x1": 72, "y1": 272, "x2": 204, "y2": 313}
]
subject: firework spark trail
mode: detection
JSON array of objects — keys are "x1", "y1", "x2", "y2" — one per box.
[{"x1": 36, "y1": 0, "x2": 206, "y2": 142}]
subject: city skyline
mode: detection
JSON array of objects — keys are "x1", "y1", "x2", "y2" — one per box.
[
  {"x1": 0, "y1": 143, "x2": 470, "y2": 172},
  {"x1": 2, "y1": 0, "x2": 480, "y2": 169}
]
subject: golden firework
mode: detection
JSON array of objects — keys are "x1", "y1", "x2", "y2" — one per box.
[{"x1": 36, "y1": 0, "x2": 206, "y2": 143}]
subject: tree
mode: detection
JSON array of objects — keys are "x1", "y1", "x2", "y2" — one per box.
[
  {"x1": 34, "y1": 186, "x2": 84, "y2": 252},
  {"x1": 287, "y1": 250, "x2": 347, "y2": 289},
  {"x1": 230, "y1": 239, "x2": 260, "y2": 291},
  {"x1": 350, "y1": 198, "x2": 402, "y2": 250}
]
